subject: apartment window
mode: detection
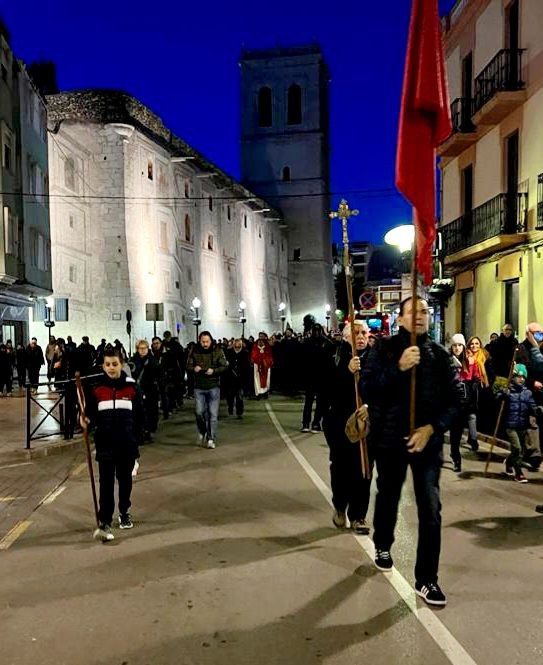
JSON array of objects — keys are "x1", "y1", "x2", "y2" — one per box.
[
  {"x1": 227, "y1": 205, "x2": 231, "y2": 221},
  {"x1": 187, "y1": 266, "x2": 193, "y2": 285},
  {"x1": 504, "y1": 279, "x2": 519, "y2": 336},
  {"x1": 208, "y1": 196, "x2": 213, "y2": 211},
  {"x1": 55, "y1": 298, "x2": 69, "y2": 322},
  {"x1": 147, "y1": 159, "x2": 154, "y2": 180},
  {"x1": 287, "y1": 84, "x2": 302, "y2": 125},
  {"x1": 258, "y1": 87, "x2": 272, "y2": 127},
  {"x1": 282, "y1": 166, "x2": 291, "y2": 182},
  {"x1": 184, "y1": 180, "x2": 190, "y2": 198},
  {"x1": 3, "y1": 206, "x2": 15, "y2": 255},
  {"x1": 207, "y1": 233, "x2": 214, "y2": 251},
  {"x1": 69, "y1": 264, "x2": 77, "y2": 283},
  {"x1": 2, "y1": 129, "x2": 13, "y2": 171},
  {"x1": 163, "y1": 270, "x2": 172, "y2": 294},
  {"x1": 293, "y1": 248, "x2": 301, "y2": 262},
  {"x1": 244, "y1": 214, "x2": 248, "y2": 229},
  {"x1": 258, "y1": 227, "x2": 262, "y2": 239},
  {"x1": 184, "y1": 214, "x2": 191, "y2": 242},
  {"x1": 64, "y1": 157, "x2": 76, "y2": 191},
  {"x1": 159, "y1": 221, "x2": 168, "y2": 250}
]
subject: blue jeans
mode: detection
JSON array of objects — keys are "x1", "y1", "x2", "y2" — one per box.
[
  {"x1": 194, "y1": 387, "x2": 220, "y2": 441},
  {"x1": 373, "y1": 447, "x2": 442, "y2": 584}
]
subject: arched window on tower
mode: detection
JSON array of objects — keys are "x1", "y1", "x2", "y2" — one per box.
[
  {"x1": 282, "y1": 166, "x2": 291, "y2": 182},
  {"x1": 184, "y1": 214, "x2": 191, "y2": 243},
  {"x1": 287, "y1": 84, "x2": 302, "y2": 125},
  {"x1": 258, "y1": 87, "x2": 273, "y2": 127}
]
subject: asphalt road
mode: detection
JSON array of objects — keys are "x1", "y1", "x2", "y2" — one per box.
[{"x1": 1, "y1": 395, "x2": 542, "y2": 665}]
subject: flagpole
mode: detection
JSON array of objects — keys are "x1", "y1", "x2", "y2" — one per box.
[
  {"x1": 330, "y1": 199, "x2": 371, "y2": 479},
  {"x1": 410, "y1": 234, "x2": 418, "y2": 434}
]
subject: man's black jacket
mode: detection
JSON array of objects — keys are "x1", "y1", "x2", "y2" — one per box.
[{"x1": 361, "y1": 329, "x2": 463, "y2": 451}]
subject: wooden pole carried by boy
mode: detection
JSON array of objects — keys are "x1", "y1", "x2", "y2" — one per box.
[{"x1": 74, "y1": 371, "x2": 103, "y2": 541}]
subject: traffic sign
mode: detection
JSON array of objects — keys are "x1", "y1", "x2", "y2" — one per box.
[
  {"x1": 359, "y1": 291, "x2": 377, "y2": 310},
  {"x1": 44, "y1": 321, "x2": 55, "y2": 328}
]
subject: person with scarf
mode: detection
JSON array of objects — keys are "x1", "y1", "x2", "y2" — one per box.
[
  {"x1": 448, "y1": 333, "x2": 470, "y2": 472},
  {"x1": 250, "y1": 332, "x2": 274, "y2": 399},
  {"x1": 465, "y1": 336, "x2": 493, "y2": 451}
]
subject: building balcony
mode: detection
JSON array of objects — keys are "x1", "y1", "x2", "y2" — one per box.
[
  {"x1": 437, "y1": 97, "x2": 477, "y2": 157},
  {"x1": 472, "y1": 49, "x2": 526, "y2": 126},
  {"x1": 536, "y1": 173, "x2": 543, "y2": 230},
  {"x1": 441, "y1": 192, "x2": 528, "y2": 266}
]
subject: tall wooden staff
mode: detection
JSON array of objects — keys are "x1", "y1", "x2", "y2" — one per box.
[
  {"x1": 74, "y1": 372, "x2": 100, "y2": 527},
  {"x1": 330, "y1": 199, "x2": 371, "y2": 478},
  {"x1": 409, "y1": 236, "x2": 418, "y2": 434},
  {"x1": 484, "y1": 348, "x2": 519, "y2": 475}
]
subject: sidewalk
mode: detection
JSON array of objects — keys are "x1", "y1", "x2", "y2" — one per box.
[{"x1": 0, "y1": 387, "x2": 81, "y2": 464}]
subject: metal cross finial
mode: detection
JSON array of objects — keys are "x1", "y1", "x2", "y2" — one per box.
[{"x1": 329, "y1": 199, "x2": 359, "y2": 222}]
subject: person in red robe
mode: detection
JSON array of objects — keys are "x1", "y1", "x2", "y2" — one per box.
[{"x1": 250, "y1": 332, "x2": 274, "y2": 399}]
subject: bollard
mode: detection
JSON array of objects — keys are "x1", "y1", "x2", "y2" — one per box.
[{"x1": 25, "y1": 385, "x2": 31, "y2": 449}]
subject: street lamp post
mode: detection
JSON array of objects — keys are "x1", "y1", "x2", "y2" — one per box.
[
  {"x1": 44, "y1": 297, "x2": 55, "y2": 340},
  {"x1": 238, "y1": 300, "x2": 247, "y2": 338},
  {"x1": 191, "y1": 297, "x2": 201, "y2": 341},
  {"x1": 278, "y1": 302, "x2": 286, "y2": 334},
  {"x1": 325, "y1": 303, "x2": 331, "y2": 332}
]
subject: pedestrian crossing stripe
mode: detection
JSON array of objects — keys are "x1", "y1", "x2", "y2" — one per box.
[{"x1": 0, "y1": 520, "x2": 32, "y2": 551}]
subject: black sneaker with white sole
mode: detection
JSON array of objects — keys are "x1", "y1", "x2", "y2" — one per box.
[
  {"x1": 415, "y1": 581, "x2": 447, "y2": 606},
  {"x1": 374, "y1": 549, "x2": 393, "y2": 571},
  {"x1": 119, "y1": 513, "x2": 134, "y2": 529}
]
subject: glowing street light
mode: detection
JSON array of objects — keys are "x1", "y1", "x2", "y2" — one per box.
[
  {"x1": 384, "y1": 224, "x2": 415, "y2": 254},
  {"x1": 239, "y1": 300, "x2": 247, "y2": 338},
  {"x1": 278, "y1": 302, "x2": 286, "y2": 333},
  {"x1": 191, "y1": 297, "x2": 201, "y2": 340}
]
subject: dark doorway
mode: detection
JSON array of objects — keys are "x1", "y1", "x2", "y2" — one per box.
[
  {"x1": 461, "y1": 289, "x2": 474, "y2": 340},
  {"x1": 505, "y1": 131, "x2": 519, "y2": 232},
  {"x1": 461, "y1": 52, "x2": 473, "y2": 128},
  {"x1": 504, "y1": 279, "x2": 519, "y2": 336}
]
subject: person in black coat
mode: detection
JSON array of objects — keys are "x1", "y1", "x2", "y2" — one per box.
[
  {"x1": 15, "y1": 343, "x2": 27, "y2": 390},
  {"x1": 225, "y1": 339, "x2": 250, "y2": 418},
  {"x1": 129, "y1": 340, "x2": 160, "y2": 441},
  {"x1": 487, "y1": 324, "x2": 518, "y2": 380},
  {"x1": 301, "y1": 324, "x2": 334, "y2": 432},
  {"x1": 26, "y1": 337, "x2": 45, "y2": 393},
  {"x1": 361, "y1": 297, "x2": 463, "y2": 607},
  {"x1": 322, "y1": 319, "x2": 372, "y2": 534}
]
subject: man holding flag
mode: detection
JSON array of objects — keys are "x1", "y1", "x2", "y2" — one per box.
[{"x1": 361, "y1": 0, "x2": 463, "y2": 606}]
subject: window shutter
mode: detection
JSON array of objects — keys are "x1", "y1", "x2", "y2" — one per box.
[{"x1": 54, "y1": 298, "x2": 69, "y2": 321}]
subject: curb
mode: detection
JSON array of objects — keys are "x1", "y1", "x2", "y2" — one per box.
[{"x1": 0, "y1": 436, "x2": 83, "y2": 465}]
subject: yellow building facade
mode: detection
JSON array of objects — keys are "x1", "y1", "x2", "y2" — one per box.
[{"x1": 440, "y1": 0, "x2": 543, "y2": 343}]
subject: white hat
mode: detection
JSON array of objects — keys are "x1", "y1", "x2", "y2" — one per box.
[{"x1": 451, "y1": 333, "x2": 466, "y2": 346}]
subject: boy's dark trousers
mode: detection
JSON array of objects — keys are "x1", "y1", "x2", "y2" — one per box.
[{"x1": 97, "y1": 457, "x2": 135, "y2": 525}]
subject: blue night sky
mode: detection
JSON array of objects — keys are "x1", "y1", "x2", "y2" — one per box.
[{"x1": 2, "y1": 0, "x2": 457, "y2": 245}]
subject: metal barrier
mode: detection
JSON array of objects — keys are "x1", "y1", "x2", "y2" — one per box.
[{"x1": 25, "y1": 373, "x2": 102, "y2": 450}]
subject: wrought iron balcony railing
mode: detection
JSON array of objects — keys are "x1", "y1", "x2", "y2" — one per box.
[
  {"x1": 537, "y1": 173, "x2": 543, "y2": 230},
  {"x1": 473, "y1": 49, "x2": 525, "y2": 114},
  {"x1": 450, "y1": 97, "x2": 475, "y2": 133},
  {"x1": 442, "y1": 193, "x2": 528, "y2": 255}
]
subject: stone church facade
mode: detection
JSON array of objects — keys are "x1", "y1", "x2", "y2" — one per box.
[{"x1": 29, "y1": 90, "x2": 289, "y2": 347}]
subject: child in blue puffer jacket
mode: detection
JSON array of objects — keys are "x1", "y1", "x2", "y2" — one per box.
[{"x1": 500, "y1": 363, "x2": 537, "y2": 483}]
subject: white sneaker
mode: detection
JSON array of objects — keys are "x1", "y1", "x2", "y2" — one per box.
[
  {"x1": 197, "y1": 434, "x2": 206, "y2": 447},
  {"x1": 207, "y1": 439, "x2": 215, "y2": 449}
]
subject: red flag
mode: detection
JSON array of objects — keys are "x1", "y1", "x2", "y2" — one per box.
[{"x1": 396, "y1": 0, "x2": 452, "y2": 284}]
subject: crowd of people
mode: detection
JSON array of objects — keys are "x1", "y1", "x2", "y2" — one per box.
[{"x1": 2, "y1": 307, "x2": 542, "y2": 607}]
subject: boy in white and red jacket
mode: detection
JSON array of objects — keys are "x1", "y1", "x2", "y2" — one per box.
[{"x1": 85, "y1": 346, "x2": 144, "y2": 541}]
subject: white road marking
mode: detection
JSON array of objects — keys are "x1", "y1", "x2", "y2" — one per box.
[
  {"x1": 0, "y1": 462, "x2": 33, "y2": 470},
  {"x1": 266, "y1": 403, "x2": 478, "y2": 665},
  {"x1": 0, "y1": 497, "x2": 27, "y2": 502},
  {"x1": 41, "y1": 486, "x2": 66, "y2": 506},
  {"x1": 0, "y1": 521, "x2": 32, "y2": 550}
]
